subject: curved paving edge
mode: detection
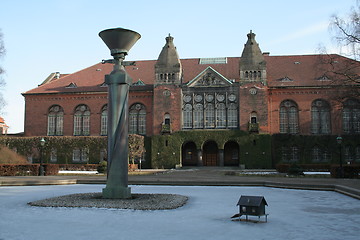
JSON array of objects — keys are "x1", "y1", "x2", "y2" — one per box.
[{"x1": 1, "y1": 176, "x2": 360, "y2": 200}]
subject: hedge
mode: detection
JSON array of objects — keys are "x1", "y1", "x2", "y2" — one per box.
[
  {"x1": 0, "y1": 135, "x2": 147, "y2": 166},
  {"x1": 276, "y1": 164, "x2": 331, "y2": 173},
  {"x1": 43, "y1": 164, "x2": 60, "y2": 175},
  {"x1": 0, "y1": 164, "x2": 39, "y2": 176},
  {"x1": 58, "y1": 164, "x2": 99, "y2": 171},
  {"x1": 330, "y1": 165, "x2": 360, "y2": 178},
  {"x1": 0, "y1": 164, "x2": 60, "y2": 176}
]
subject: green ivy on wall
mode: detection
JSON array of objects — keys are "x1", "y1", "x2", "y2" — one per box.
[
  {"x1": 271, "y1": 134, "x2": 360, "y2": 165},
  {"x1": 151, "y1": 130, "x2": 272, "y2": 169}
]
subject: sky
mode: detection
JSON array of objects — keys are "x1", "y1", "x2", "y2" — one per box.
[
  {"x1": 1, "y1": 184, "x2": 359, "y2": 240},
  {"x1": 0, "y1": 0, "x2": 356, "y2": 133}
]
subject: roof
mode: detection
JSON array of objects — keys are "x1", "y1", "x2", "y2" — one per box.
[
  {"x1": 237, "y1": 195, "x2": 268, "y2": 207},
  {"x1": 22, "y1": 54, "x2": 360, "y2": 95}
]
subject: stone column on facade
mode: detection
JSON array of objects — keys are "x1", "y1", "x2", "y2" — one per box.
[
  {"x1": 197, "y1": 149, "x2": 203, "y2": 166},
  {"x1": 219, "y1": 149, "x2": 224, "y2": 167}
]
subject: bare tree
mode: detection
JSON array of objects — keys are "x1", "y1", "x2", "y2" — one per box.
[
  {"x1": 0, "y1": 29, "x2": 6, "y2": 114},
  {"x1": 330, "y1": 0, "x2": 360, "y2": 61},
  {"x1": 324, "y1": 1, "x2": 360, "y2": 100}
]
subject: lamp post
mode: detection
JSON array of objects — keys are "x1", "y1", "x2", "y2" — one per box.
[
  {"x1": 336, "y1": 136, "x2": 343, "y2": 178},
  {"x1": 99, "y1": 28, "x2": 141, "y2": 199},
  {"x1": 39, "y1": 137, "x2": 45, "y2": 176}
]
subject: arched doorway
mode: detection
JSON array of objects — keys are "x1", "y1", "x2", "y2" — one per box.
[
  {"x1": 203, "y1": 141, "x2": 218, "y2": 166},
  {"x1": 224, "y1": 141, "x2": 239, "y2": 166},
  {"x1": 182, "y1": 141, "x2": 197, "y2": 166}
]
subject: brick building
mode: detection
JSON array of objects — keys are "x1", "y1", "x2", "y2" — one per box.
[
  {"x1": 22, "y1": 31, "x2": 360, "y2": 168},
  {"x1": 0, "y1": 117, "x2": 9, "y2": 135}
]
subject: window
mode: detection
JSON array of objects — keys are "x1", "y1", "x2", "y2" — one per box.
[
  {"x1": 312, "y1": 145, "x2": 331, "y2": 163},
  {"x1": 343, "y1": 145, "x2": 360, "y2": 163},
  {"x1": 183, "y1": 104, "x2": 193, "y2": 128},
  {"x1": 290, "y1": 146, "x2": 299, "y2": 162},
  {"x1": 312, "y1": 145, "x2": 321, "y2": 162},
  {"x1": 342, "y1": 99, "x2": 360, "y2": 134},
  {"x1": 205, "y1": 103, "x2": 215, "y2": 128},
  {"x1": 100, "y1": 149, "x2": 107, "y2": 162},
  {"x1": 74, "y1": 105, "x2": 90, "y2": 136},
  {"x1": 129, "y1": 103, "x2": 146, "y2": 135},
  {"x1": 183, "y1": 104, "x2": 192, "y2": 128},
  {"x1": 164, "y1": 113, "x2": 171, "y2": 125},
  {"x1": 194, "y1": 104, "x2": 204, "y2": 128},
  {"x1": 50, "y1": 149, "x2": 57, "y2": 163},
  {"x1": 279, "y1": 100, "x2": 299, "y2": 134},
  {"x1": 311, "y1": 99, "x2": 331, "y2": 134},
  {"x1": 250, "y1": 112, "x2": 257, "y2": 123},
  {"x1": 100, "y1": 105, "x2": 107, "y2": 136},
  {"x1": 344, "y1": 145, "x2": 353, "y2": 163},
  {"x1": 182, "y1": 92, "x2": 238, "y2": 129},
  {"x1": 281, "y1": 146, "x2": 299, "y2": 163},
  {"x1": 47, "y1": 105, "x2": 64, "y2": 136},
  {"x1": 72, "y1": 148, "x2": 89, "y2": 163},
  {"x1": 227, "y1": 103, "x2": 238, "y2": 128},
  {"x1": 355, "y1": 145, "x2": 360, "y2": 163},
  {"x1": 216, "y1": 103, "x2": 226, "y2": 128}
]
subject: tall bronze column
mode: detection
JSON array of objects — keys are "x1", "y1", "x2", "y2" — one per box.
[{"x1": 99, "y1": 28, "x2": 141, "y2": 199}]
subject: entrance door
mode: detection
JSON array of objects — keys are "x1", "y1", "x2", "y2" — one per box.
[
  {"x1": 203, "y1": 141, "x2": 218, "y2": 166},
  {"x1": 182, "y1": 141, "x2": 197, "y2": 166}
]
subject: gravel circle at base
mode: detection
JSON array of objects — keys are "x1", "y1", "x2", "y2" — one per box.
[{"x1": 28, "y1": 193, "x2": 188, "y2": 210}]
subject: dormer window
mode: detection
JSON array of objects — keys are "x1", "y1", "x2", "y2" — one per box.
[
  {"x1": 280, "y1": 77, "x2": 293, "y2": 82},
  {"x1": 66, "y1": 82, "x2": 77, "y2": 88},
  {"x1": 317, "y1": 75, "x2": 330, "y2": 81}
]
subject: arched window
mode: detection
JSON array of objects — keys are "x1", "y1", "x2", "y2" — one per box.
[
  {"x1": 129, "y1": 103, "x2": 146, "y2": 135},
  {"x1": 164, "y1": 113, "x2": 171, "y2": 125},
  {"x1": 279, "y1": 100, "x2": 299, "y2": 134},
  {"x1": 342, "y1": 99, "x2": 360, "y2": 134},
  {"x1": 47, "y1": 105, "x2": 64, "y2": 136},
  {"x1": 250, "y1": 112, "x2": 258, "y2": 123},
  {"x1": 100, "y1": 105, "x2": 107, "y2": 136},
  {"x1": 311, "y1": 99, "x2": 331, "y2": 134},
  {"x1": 73, "y1": 104, "x2": 90, "y2": 136}
]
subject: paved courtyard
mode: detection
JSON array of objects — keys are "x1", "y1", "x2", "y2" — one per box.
[{"x1": 1, "y1": 184, "x2": 359, "y2": 240}]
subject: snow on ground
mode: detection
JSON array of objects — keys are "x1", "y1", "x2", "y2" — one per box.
[{"x1": 0, "y1": 184, "x2": 359, "y2": 240}]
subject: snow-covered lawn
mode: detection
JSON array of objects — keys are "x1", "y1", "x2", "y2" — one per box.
[{"x1": 0, "y1": 184, "x2": 359, "y2": 240}]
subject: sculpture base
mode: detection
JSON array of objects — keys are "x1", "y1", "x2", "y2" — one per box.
[{"x1": 102, "y1": 186, "x2": 131, "y2": 199}]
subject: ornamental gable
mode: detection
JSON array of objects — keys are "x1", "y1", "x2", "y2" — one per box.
[{"x1": 186, "y1": 66, "x2": 233, "y2": 87}]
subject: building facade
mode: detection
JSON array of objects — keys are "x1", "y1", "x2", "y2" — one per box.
[{"x1": 22, "y1": 31, "x2": 360, "y2": 168}]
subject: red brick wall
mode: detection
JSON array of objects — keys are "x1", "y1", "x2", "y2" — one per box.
[
  {"x1": 152, "y1": 85, "x2": 182, "y2": 135},
  {"x1": 239, "y1": 83, "x2": 269, "y2": 132},
  {"x1": 24, "y1": 93, "x2": 108, "y2": 136},
  {"x1": 268, "y1": 88, "x2": 343, "y2": 135}
]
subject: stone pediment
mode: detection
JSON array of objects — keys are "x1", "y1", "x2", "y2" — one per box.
[{"x1": 187, "y1": 66, "x2": 233, "y2": 87}]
